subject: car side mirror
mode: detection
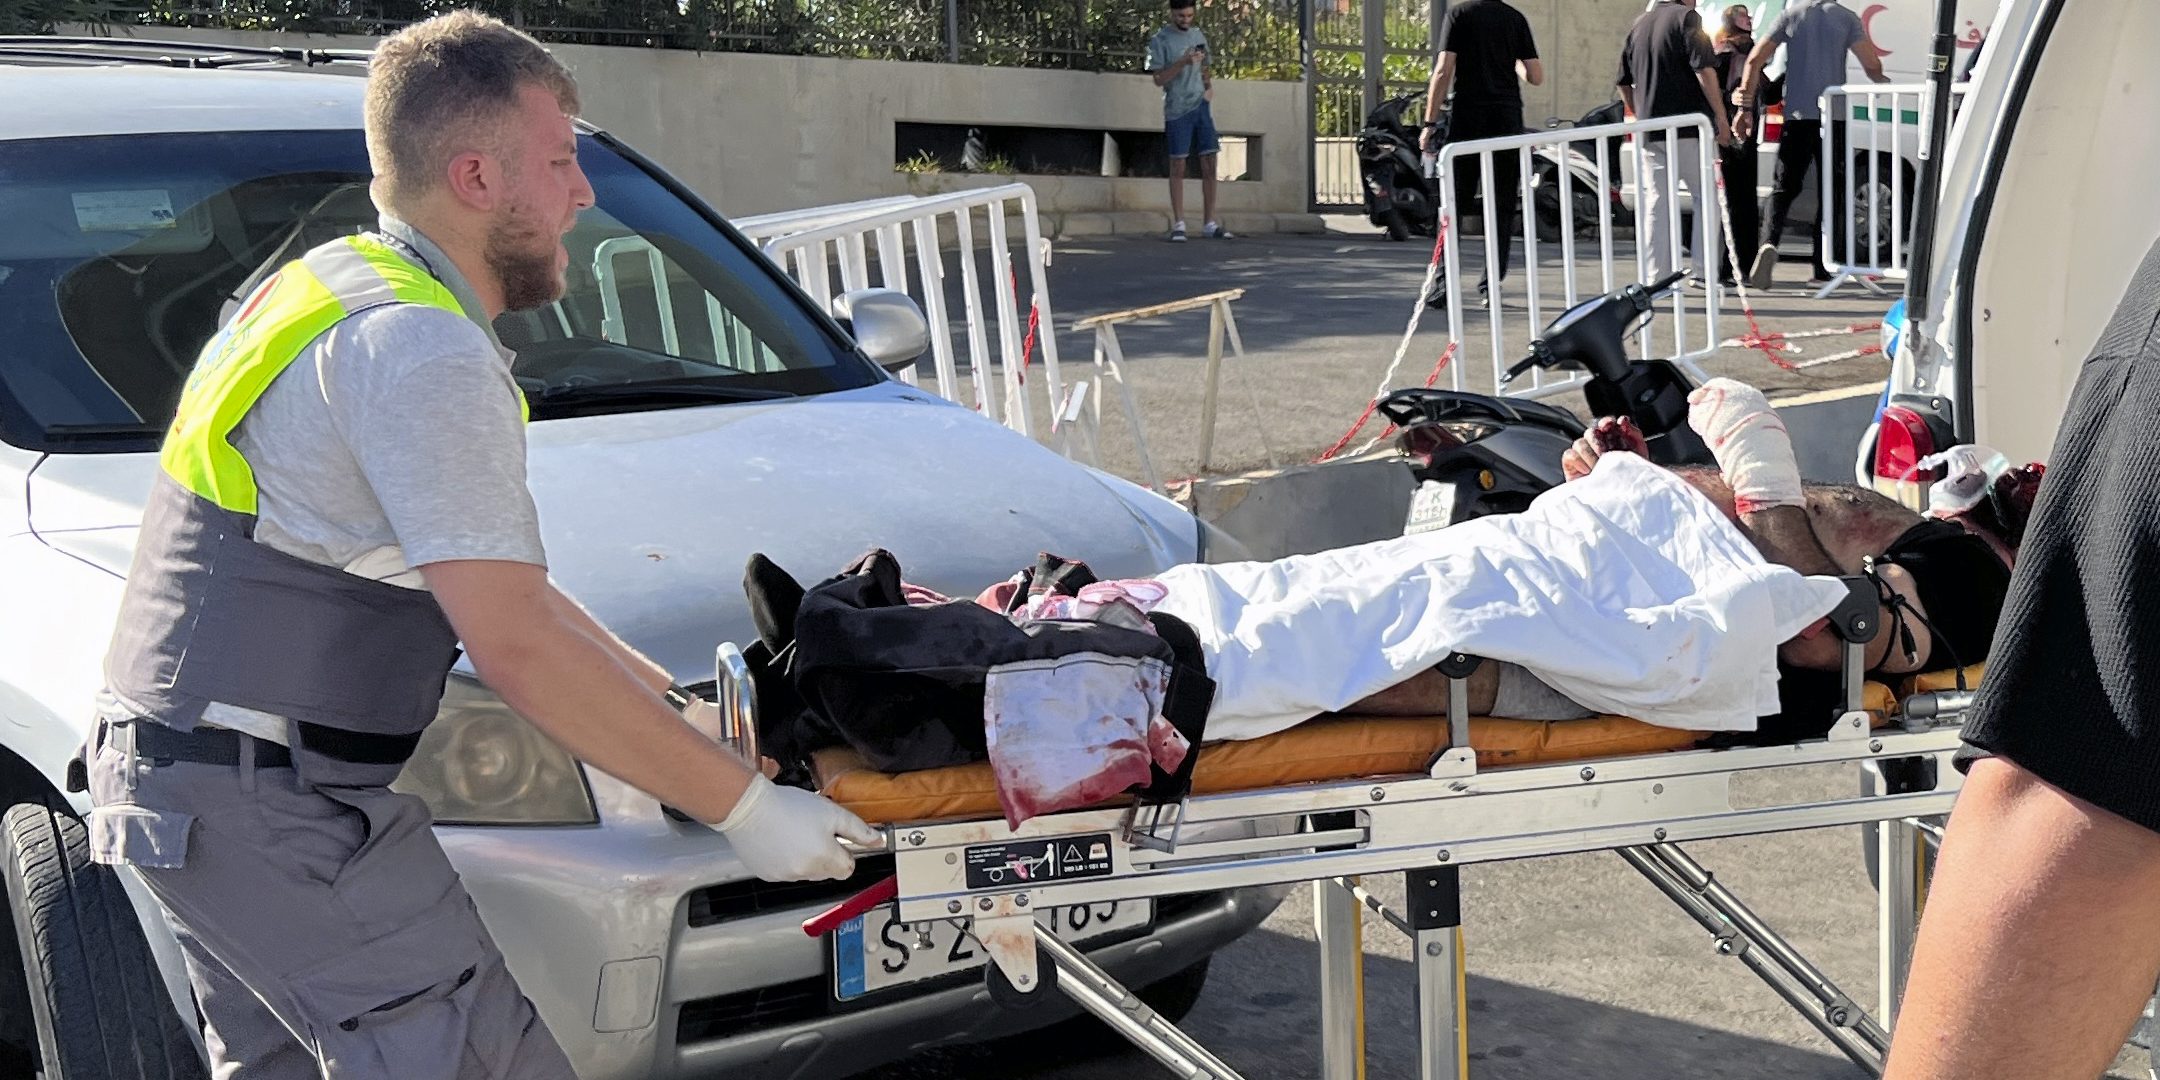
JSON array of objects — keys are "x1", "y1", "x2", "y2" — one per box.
[{"x1": 832, "y1": 289, "x2": 931, "y2": 375}]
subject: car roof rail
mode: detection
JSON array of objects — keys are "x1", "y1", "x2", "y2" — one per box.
[{"x1": 0, "y1": 35, "x2": 373, "y2": 69}]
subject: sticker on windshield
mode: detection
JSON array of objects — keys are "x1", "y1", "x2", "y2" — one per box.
[{"x1": 72, "y1": 190, "x2": 178, "y2": 233}]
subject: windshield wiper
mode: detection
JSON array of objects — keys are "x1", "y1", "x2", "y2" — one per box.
[
  {"x1": 42, "y1": 422, "x2": 167, "y2": 442},
  {"x1": 530, "y1": 378, "x2": 793, "y2": 407}
]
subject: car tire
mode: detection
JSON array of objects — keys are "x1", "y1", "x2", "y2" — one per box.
[
  {"x1": 1, "y1": 801, "x2": 205, "y2": 1080},
  {"x1": 1829, "y1": 151, "x2": 1913, "y2": 270}
]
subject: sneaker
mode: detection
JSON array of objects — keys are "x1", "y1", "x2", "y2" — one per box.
[
  {"x1": 1746, "y1": 244, "x2": 1779, "y2": 290},
  {"x1": 1203, "y1": 221, "x2": 1235, "y2": 239},
  {"x1": 1169, "y1": 222, "x2": 1188, "y2": 243}
]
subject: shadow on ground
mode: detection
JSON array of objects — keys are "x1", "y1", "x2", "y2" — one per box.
[{"x1": 868, "y1": 923, "x2": 1868, "y2": 1080}]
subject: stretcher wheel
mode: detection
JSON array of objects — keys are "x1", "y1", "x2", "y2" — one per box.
[{"x1": 984, "y1": 949, "x2": 1058, "y2": 1009}]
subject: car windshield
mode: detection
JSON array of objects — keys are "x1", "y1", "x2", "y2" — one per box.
[{"x1": 0, "y1": 128, "x2": 879, "y2": 452}]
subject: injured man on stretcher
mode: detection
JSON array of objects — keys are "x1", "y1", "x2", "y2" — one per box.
[
  {"x1": 1345, "y1": 379, "x2": 2043, "y2": 741},
  {"x1": 744, "y1": 379, "x2": 2045, "y2": 828},
  {"x1": 1144, "y1": 378, "x2": 2044, "y2": 744}
]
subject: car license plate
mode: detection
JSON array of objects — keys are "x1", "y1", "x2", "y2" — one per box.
[{"x1": 832, "y1": 900, "x2": 1152, "y2": 1001}]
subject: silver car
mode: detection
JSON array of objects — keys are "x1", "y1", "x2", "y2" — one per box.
[{"x1": 0, "y1": 42, "x2": 1280, "y2": 1079}]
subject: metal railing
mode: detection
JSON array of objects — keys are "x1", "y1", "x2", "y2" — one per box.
[
  {"x1": 1816, "y1": 82, "x2": 1971, "y2": 298},
  {"x1": 752, "y1": 183, "x2": 1063, "y2": 439},
  {"x1": 1432, "y1": 115, "x2": 1719, "y2": 401}
]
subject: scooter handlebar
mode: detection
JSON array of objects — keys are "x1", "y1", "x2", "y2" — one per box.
[{"x1": 1643, "y1": 270, "x2": 1689, "y2": 297}]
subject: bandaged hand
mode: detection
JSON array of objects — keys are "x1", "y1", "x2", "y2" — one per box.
[
  {"x1": 715, "y1": 772, "x2": 880, "y2": 881},
  {"x1": 1561, "y1": 415, "x2": 1650, "y2": 481},
  {"x1": 1687, "y1": 378, "x2": 1802, "y2": 513}
]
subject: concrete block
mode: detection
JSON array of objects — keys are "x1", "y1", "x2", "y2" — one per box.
[
  {"x1": 1048, "y1": 213, "x2": 1120, "y2": 239},
  {"x1": 1271, "y1": 213, "x2": 1329, "y2": 235},
  {"x1": 1182, "y1": 451, "x2": 1414, "y2": 562}
]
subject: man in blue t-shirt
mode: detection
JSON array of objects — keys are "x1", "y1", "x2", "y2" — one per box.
[
  {"x1": 1733, "y1": 0, "x2": 1887, "y2": 287},
  {"x1": 1145, "y1": 0, "x2": 1233, "y2": 243}
]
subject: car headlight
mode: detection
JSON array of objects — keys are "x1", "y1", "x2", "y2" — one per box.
[{"x1": 391, "y1": 676, "x2": 599, "y2": 826}]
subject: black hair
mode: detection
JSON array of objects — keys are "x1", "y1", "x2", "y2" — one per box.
[
  {"x1": 1168, "y1": 0, "x2": 1196, "y2": 9},
  {"x1": 1871, "y1": 519, "x2": 2012, "y2": 678}
]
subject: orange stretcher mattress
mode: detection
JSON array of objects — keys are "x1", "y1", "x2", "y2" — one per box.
[{"x1": 817, "y1": 678, "x2": 1914, "y2": 825}]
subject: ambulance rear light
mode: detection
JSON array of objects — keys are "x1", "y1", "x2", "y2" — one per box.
[{"x1": 1874, "y1": 405, "x2": 1939, "y2": 482}]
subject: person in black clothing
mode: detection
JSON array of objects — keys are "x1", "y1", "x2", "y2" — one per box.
[
  {"x1": 1616, "y1": 0, "x2": 1735, "y2": 285},
  {"x1": 1884, "y1": 238, "x2": 2160, "y2": 1080},
  {"x1": 1712, "y1": 4, "x2": 1759, "y2": 286},
  {"x1": 1419, "y1": 0, "x2": 1541, "y2": 305}
]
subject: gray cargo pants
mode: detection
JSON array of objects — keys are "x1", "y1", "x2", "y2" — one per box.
[{"x1": 83, "y1": 720, "x2": 579, "y2": 1080}]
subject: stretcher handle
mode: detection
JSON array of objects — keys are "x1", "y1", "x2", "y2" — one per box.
[{"x1": 801, "y1": 876, "x2": 898, "y2": 938}]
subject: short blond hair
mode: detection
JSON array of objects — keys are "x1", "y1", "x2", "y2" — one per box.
[{"x1": 364, "y1": 10, "x2": 581, "y2": 210}]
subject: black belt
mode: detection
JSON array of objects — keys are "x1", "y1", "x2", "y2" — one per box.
[{"x1": 117, "y1": 720, "x2": 294, "y2": 770}]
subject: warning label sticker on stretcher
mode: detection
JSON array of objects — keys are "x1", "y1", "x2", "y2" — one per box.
[{"x1": 963, "y1": 833, "x2": 1114, "y2": 891}]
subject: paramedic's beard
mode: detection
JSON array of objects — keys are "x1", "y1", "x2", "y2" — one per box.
[{"x1": 486, "y1": 205, "x2": 566, "y2": 313}]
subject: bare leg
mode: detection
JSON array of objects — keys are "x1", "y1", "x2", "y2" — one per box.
[
  {"x1": 1343, "y1": 664, "x2": 1499, "y2": 716},
  {"x1": 1199, "y1": 152, "x2": 1219, "y2": 225},
  {"x1": 1168, "y1": 156, "x2": 1187, "y2": 227},
  {"x1": 1885, "y1": 757, "x2": 2160, "y2": 1079}
]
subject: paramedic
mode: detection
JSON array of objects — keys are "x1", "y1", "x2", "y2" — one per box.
[
  {"x1": 1884, "y1": 241, "x2": 2160, "y2": 1078},
  {"x1": 74, "y1": 12, "x2": 875, "y2": 1077}
]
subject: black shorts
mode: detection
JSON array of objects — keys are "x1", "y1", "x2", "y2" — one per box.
[{"x1": 1959, "y1": 238, "x2": 2160, "y2": 833}]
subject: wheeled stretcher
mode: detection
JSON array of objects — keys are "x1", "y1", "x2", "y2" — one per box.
[{"x1": 719, "y1": 577, "x2": 1970, "y2": 1079}]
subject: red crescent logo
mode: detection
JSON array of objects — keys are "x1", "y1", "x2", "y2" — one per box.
[{"x1": 1862, "y1": 4, "x2": 1892, "y2": 56}]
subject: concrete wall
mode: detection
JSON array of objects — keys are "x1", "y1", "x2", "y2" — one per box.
[
  {"x1": 78, "y1": 25, "x2": 1309, "y2": 231},
  {"x1": 1513, "y1": 0, "x2": 1647, "y2": 126}
]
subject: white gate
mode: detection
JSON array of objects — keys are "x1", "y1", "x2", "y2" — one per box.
[
  {"x1": 745, "y1": 184, "x2": 1063, "y2": 439},
  {"x1": 1431, "y1": 115, "x2": 1719, "y2": 401},
  {"x1": 1816, "y1": 82, "x2": 1971, "y2": 297}
]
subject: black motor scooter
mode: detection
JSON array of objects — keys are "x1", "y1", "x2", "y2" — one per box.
[
  {"x1": 1357, "y1": 89, "x2": 1437, "y2": 242},
  {"x1": 1381, "y1": 271, "x2": 1713, "y2": 533}
]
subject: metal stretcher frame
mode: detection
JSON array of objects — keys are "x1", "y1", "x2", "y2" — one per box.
[{"x1": 731, "y1": 577, "x2": 1966, "y2": 1079}]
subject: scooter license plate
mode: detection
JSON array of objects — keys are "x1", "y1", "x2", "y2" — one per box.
[
  {"x1": 832, "y1": 900, "x2": 1151, "y2": 1001},
  {"x1": 1406, "y1": 480, "x2": 1460, "y2": 534}
]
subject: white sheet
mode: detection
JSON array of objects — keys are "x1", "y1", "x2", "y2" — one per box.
[{"x1": 1152, "y1": 454, "x2": 1852, "y2": 740}]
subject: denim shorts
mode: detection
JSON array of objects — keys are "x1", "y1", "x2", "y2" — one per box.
[{"x1": 1165, "y1": 101, "x2": 1220, "y2": 159}]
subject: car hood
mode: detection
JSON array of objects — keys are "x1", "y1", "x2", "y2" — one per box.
[{"x1": 25, "y1": 384, "x2": 1197, "y2": 680}]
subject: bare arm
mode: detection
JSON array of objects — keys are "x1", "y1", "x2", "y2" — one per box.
[
  {"x1": 1151, "y1": 49, "x2": 1193, "y2": 88},
  {"x1": 1424, "y1": 52, "x2": 1457, "y2": 123},
  {"x1": 1697, "y1": 66, "x2": 1733, "y2": 144},
  {"x1": 423, "y1": 559, "x2": 754, "y2": 825},
  {"x1": 1884, "y1": 759, "x2": 2160, "y2": 1079},
  {"x1": 1737, "y1": 32, "x2": 1779, "y2": 101},
  {"x1": 1853, "y1": 36, "x2": 1889, "y2": 82},
  {"x1": 1520, "y1": 57, "x2": 1544, "y2": 86},
  {"x1": 549, "y1": 584, "x2": 672, "y2": 694}
]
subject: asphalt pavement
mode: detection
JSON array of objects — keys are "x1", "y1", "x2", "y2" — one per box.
[
  {"x1": 865, "y1": 224, "x2": 2152, "y2": 1080},
  {"x1": 960, "y1": 218, "x2": 1900, "y2": 486}
]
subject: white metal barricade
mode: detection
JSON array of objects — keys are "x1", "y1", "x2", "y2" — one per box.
[
  {"x1": 754, "y1": 184, "x2": 1063, "y2": 439},
  {"x1": 733, "y1": 195, "x2": 926, "y2": 246},
  {"x1": 1432, "y1": 116, "x2": 1719, "y2": 402},
  {"x1": 1816, "y1": 83, "x2": 1971, "y2": 298}
]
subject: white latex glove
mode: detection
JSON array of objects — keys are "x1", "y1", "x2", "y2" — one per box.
[
  {"x1": 1687, "y1": 377, "x2": 1803, "y2": 513},
  {"x1": 715, "y1": 772, "x2": 880, "y2": 882}
]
